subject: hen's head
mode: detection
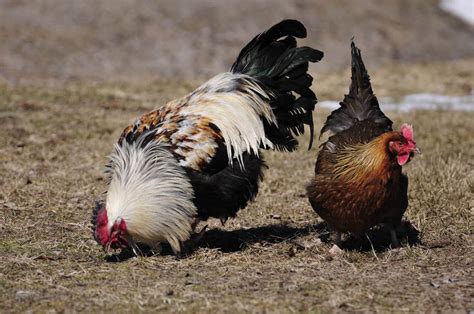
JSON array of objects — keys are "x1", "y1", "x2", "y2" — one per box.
[
  {"x1": 388, "y1": 124, "x2": 419, "y2": 166},
  {"x1": 92, "y1": 202, "x2": 129, "y2": 251}
]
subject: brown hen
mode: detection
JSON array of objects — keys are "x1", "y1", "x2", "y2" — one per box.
[{"x1": 307, "y1": 41, "x2": 419, "y2": 249}]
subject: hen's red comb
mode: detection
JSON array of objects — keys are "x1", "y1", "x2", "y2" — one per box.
[{"x1": 400, "y1": 123, "x2": 414, "y2": 141}]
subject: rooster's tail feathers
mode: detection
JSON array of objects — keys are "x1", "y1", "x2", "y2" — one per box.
[
  {"x1": 231, "y1": 19, "x2": 324, "y2": 150},
  {"x1": 320, "y1": 40, "x2": 392, "y2": 138}
]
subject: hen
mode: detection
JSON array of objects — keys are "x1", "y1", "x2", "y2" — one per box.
[
  {"x1": 307, "y1": 41, "x2": 418, "y2": 249},
  {"x1": 92, "y1": 20, "x2": 323, "y2": 255}
]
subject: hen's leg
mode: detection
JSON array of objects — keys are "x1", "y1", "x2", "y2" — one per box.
[
  {"x1": 328, "y1": 232, "x2": 344, "y2": 256},
  {"x1": 334, "y1": 232, "x2": 342, "y2": 247},
  {"x1": 389, "y1": 228, "x2": 401, "y2": 249}
]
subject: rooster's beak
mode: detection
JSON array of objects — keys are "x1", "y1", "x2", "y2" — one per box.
[{"x1": 414, "y1": 147, "x2": 421, "y2": 155}]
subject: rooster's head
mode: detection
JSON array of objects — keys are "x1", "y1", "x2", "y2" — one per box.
[
  {"x1": 92, "y1": 202, "x2": 129, "y2": 252},
  {"x1": 388, "y1": 124, "x2": 419, "y2": 166}
]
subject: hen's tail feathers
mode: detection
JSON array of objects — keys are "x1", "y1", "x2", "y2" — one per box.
[
  {"x1": 231, "y1": 19, "x2": 324, "y2": 150},
  {"x1": 320, "y1": 41, "x2": 392, "y2": 138}
]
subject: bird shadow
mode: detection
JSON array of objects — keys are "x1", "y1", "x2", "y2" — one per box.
[
  {"x1": 196, "y1": 222, "x2": 324, "y2": 253},
  {"x1": 105, "y1": 220, "x2": 420, "y2": 262},
  {"x1": 338, "y1": 220, "x2": 421, "y2": 252},
  {"x1": 186, "y1": 219, "x2": 420, "y2": 254},
  {"x1": 105, "y1": 222, "x2": 321, "y2": 262}
]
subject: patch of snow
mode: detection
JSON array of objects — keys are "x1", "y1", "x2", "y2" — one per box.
[
  {"x1": 440, "y1": 0, "x2": 474, "y2": 24},
  {"x1": 318, "y1": 100, "x2": 341, "y2": 111},
  {"x1": 318, "y1": 93, "x2": 474, "y2": 112}
]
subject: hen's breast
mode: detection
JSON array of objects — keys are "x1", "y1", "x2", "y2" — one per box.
[
  {"x1": 308, "y1": 131, "x2": 405, "y2": 235},
  {"x1": 308, "y1": 174, "x2": 392, "y2": 235}
]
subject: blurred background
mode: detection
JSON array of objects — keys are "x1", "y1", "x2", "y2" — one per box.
[{"x1": 0, "y1": 0, "x2": 473, "y2": 86}]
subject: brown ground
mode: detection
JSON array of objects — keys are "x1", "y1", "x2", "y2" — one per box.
[
  {"x1": 0, "y1": 0, "x2": 473, "y2": 85},
  {"x1": 1, "y1": 58, "x2": 473, "y2": 312}
]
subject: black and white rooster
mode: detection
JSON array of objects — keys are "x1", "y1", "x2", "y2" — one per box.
[{"x1": 92, "y1": 19, "x2": 323, "y2": 255}]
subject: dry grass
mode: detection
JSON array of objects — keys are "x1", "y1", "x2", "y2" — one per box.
[{"x1": 0, "y1": 62, "x2": 473, "y2": 312}]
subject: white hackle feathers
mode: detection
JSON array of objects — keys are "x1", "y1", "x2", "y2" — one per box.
[
  {"x1": 182, "y1": 72, "x2": 277, "y2": 167},
  {"x1": 105, "y1": 135, "x2": 197, "y2": 253}
]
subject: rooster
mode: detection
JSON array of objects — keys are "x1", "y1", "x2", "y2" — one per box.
[
  {"x1": 306, "y1": 41, "x2": 419, "y2": 249},
  {"x1": 92, "y1": 20, "x2": 323, "y2": 255}
]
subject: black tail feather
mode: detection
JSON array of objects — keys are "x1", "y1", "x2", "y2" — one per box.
[
  {"x1": 349, "y1": 41, "x2": 373, "y2": 97},
  {"x1": 231, "y1": 19, "x2": 323, "y2": 150},
  {"x1": 320, "y1": 40, "x2": 392, "y2": 138}
]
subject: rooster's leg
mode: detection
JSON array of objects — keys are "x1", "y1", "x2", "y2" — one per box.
[
  {"x1": 178, "y1": 225, "x2": 208, "y2": 259},
  {"x1": 150, "y1": 243, "x2": 162, "y2": 256},
  {"x1": 191, "y1": 217, "x2": 201, "y2": 231},
  {"x1": 389, "y1": 228, "x2": 401, "y2": 248},
  {"x1": 193, "y1": 224, "x2": 208, "y2": 243},
  {"x1": 181, "y1": 217, "x2": 206, "y2": 255},
  {"x1": 190, "y1": 216, "x2": 208, "y2": 245}
]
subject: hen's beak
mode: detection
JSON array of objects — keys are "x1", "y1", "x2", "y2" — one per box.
[{"x1": 414, "y1": 147, "x2": 421, "y2": 155}]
